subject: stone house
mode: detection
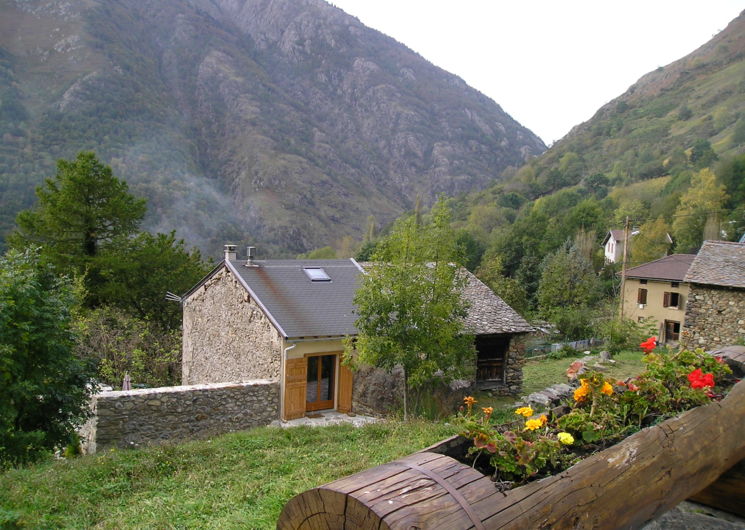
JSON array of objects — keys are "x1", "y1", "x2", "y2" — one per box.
[
  {"x1": 621, "y1": 254, "x2": 696, "y2": 343},
  {"x1": 682, "y1": 240, "x2": 745, "y2": 349},
  {"x1": 182, "y1": 246, "x2": 532, "y2": 420}
]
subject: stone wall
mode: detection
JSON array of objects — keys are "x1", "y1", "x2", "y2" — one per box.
[
  {"x1": 182, "y1": 266, "x2": 282, "y2": 384},
  {"x1": 80, "y1": 380, "x2": 279, "y2": 453},
  {"x1": 683, "y1": 284, "x2": 745, "y2": 350}
]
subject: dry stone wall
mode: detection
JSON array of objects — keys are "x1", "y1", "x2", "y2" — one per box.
[
  {"x1": 683, "y1": 285, "x2": 745, "y2": 350},
  {"x1": 182, "y1": 267, "x2": 282, "y2": 384},
  {"x1": 80, "y1": 380, "x2": 279, "y2": 453}
]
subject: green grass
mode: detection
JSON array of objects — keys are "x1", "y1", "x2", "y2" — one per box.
[
  {"x1": 0, "y1": 421, "x2": 457, "y2": 529},
  {"x1": 476, "y1": 350, "x2": 646, "y2": 416}
]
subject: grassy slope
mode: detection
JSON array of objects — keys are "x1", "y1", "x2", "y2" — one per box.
[
  {"x1": 0, "y1": 353, "x2": 646, "y2": 528},
  {"x1": 0, "y1": 421, "x2": 456, "y2": 528}
]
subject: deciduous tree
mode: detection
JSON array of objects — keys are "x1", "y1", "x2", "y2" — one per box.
[
  {"x1": 346, "y1": 198, "x2": 474, "y2": 419},
  {"x1": 0, "y1": 249, "x2": 95, "y2": 465}
]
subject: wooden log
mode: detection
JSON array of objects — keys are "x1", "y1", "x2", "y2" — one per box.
[
  {"x1": 278, "y1": 376, "x2": 745, "y2": 529},
  {"x1": 688, "y1": 458, "x2": 745, "y2": 517}
]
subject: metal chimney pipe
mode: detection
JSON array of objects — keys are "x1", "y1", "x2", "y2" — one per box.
[
  {"x1": 246, "y1": 246, "x2": 256, "y2": 267},
  {"x1": 224, "y1": 244, "x2": 237, "y2": 261}
]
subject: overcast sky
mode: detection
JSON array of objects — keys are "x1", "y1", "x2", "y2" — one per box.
[{"x1": 329, "y1": 1, "x2": 744, "y2": 145}]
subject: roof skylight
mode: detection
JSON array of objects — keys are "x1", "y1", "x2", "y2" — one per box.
[{"x1": 304, "y1": 267, "x2": 331, "y2": 282}]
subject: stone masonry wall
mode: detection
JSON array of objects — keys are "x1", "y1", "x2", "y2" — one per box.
[
  {"x1": 80, "y1": 380, "x2": 279, "y2": 453},
  {"x1": 182, "y1": 267, "x2": 282, "y2": 384},
  {"x1": 683, "y1": 284, "x2": 745, "y2": 350}
]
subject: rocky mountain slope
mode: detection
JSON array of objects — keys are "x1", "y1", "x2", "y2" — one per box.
[
  {"x1": 502, "y1": 10, "x2": 745, "y2": 197},
  {"x1": 0, "y1": 0, "x2": 545, "y2": 255}
]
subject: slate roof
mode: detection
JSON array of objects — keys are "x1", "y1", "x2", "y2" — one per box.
[
  {"x1": 624, "y1": 254, "x2": 696, "y2": 282},
  {"x1": 225, "y1": 259, "x2": 361, "y2": 339},
  {"x1": 602, "y1": 230, "x2": 625, "y2": 245},
  {"x1": 198, "y1": 258, "x2": 532, "y2": 339},
  {"x1": 357, "y1": 262, "x2": 532, "y2": 336},
  {"x1": 459, "y1": 269, "x2": 534, "y2": 335},
  {"x1": 684, "y1": 241, "x2": 745, "y2": 289}
]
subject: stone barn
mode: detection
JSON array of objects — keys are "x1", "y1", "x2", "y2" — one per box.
[
  {"x1": 181, "y1": 246, "x2": 532, "y2": 420},
  {"x1": 683, "y1": 240, "x2": 745, "y2": 349}
]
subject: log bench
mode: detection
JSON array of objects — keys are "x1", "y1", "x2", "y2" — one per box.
[{"x1": 278, "y1": 348, "x2": 745, "y2": 529}]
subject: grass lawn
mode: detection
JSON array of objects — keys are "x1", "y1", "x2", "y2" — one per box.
[
  {"x1": 476, "y1": 350, "x2": 647, "y2": 416},
  {"x1": 0, "y1": 421, "x2": 457, "y2": 529}
]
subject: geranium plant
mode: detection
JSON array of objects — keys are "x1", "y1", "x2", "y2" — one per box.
[{"x1": 453, "y1": 343, "x2": 735, "y2": 486}]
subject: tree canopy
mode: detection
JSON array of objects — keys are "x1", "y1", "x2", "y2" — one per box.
[
  {"x1": 346, "y1": 198, "x2": 474, "y2": 417},
  {"x1": 0, "y1": 248, "x2": 95, "y2": 466}
]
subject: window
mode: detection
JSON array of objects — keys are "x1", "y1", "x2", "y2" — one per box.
[
  {"x1": 637, "y1": 288, "x2": 648, "y2": 305},
  {"x1": 303, "y1": 267, "x2": 331, "y2": 282},
  {"x1": 663, "y1": 292, "x2": 681, "y2": 309},
  {"x1": 640, "y1": 279, "x2": 648, "y2": 285},
  {"x1": 664, "y1": 320, "x2": 681, "y2": 342}
]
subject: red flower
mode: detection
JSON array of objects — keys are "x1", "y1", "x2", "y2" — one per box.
[
  {"x1": 640, "y1": 337, "x2": 657, "y2": 354},
  {"x1": 627, "y1": 382, "x2": 640, "y2": 392},
  {"x1": 687, "y1": 368, "x2": 715, "y2": 389}
]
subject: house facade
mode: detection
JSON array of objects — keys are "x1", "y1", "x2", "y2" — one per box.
[
  {"x1": 621, "y1": 254, "x2": 696, "y2": 343},
  {"x1": 683, "y1": 241, "x2": 745, "y2": 350},
  {"x1": 182, "y1": 247, "x2": 532, "y2": 420}
]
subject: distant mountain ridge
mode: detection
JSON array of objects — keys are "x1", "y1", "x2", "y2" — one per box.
[
  {"x1": 0, "y1": 0, "x2": 545, "y2": 256},
  {"x1": 514, "y1": 10, "x2": 745, "y2": 194}
]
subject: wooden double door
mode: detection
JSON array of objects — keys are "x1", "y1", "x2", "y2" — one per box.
[{"x1": 283, "y1": 352, "x2": 353, "y2": 420}]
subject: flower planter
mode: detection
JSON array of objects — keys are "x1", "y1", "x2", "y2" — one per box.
[{"x1": 278, "y1": 350, "x2": 745, "y2": 529}]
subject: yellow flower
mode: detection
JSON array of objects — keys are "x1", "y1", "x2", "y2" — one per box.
[
  {"x1": 557, "y1": 432, "x2": 574, "y2": 445},
  {"x1": 601, "y1": 382, "x2": 614, "y2": 396},
  {"x1": 524, "y1": 415, "x2": 547, "y2": 431},
  {"x1": 573, "y1": 379, "x2": 590, "y2": 402},
  {"x1": 515, "y1": 406, "x2": 534, "y2": 418}
]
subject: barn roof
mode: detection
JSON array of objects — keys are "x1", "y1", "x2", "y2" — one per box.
[{"x1": 684, "y1": 241, "x2": 745, "y2": 289}]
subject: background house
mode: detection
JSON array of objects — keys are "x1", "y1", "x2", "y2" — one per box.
[
  {"x1": 621, "y1": 254, "x2": 696, "y2": 343},
  {"x1": 683, "y1": 241, "x2": 745, "y2": 350},
  {"x1": 182, "y1": 246, "x2": 532, "y2": 420}
]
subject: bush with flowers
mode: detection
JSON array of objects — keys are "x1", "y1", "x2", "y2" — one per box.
[{"x1": 453, "y1": 340, "x2": 736, "y2": 486}]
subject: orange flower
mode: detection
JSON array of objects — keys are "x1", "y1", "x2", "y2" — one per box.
[
  {"x1": 601, "y1": 382, "x2": 613, "y2": 396},
  {"x1": 573, "y1": 379, "x2": 590, "y2": 402},
  {"x1": 481, "y1": 407, "x2": 494, "y2": 419},
  {"x1": 464, "y1": 396, "x2": 477, "y2": 406}
]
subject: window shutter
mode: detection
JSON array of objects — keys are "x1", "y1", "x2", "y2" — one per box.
[
  {"x1": 637, "y1": 288, "x2": 647, "y2": 304},
  {"x1": 663, "y1": 292, "x2": 671, "y2": 308}
]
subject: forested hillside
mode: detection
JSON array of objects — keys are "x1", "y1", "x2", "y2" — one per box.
[
  {"x1": 445, "y1": 11, "x2": 745, "y2": 337},
  {"x1": 0, "y1": 0, "x2": 544, "y2": 257}
]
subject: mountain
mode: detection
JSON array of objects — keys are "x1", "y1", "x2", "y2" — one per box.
[
  {"x1": 450, "y1": 11, "x2": 745, "y2": 309},
  {"x1": 500, "y1": 10, "x2": 745, "y2": 197},
  {"x1": 0, "y1": 0, "x2": 545, "y2": 256}
]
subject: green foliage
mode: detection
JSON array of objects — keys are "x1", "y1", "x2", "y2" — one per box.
[
  {"x1": 74, "y1": 306, "x2": 181, "y2": 388},
  {"x1": 296, "y1": 246, "x2": 337, "y2": 259},
  {"x1": 347, "y1": 198, "x2": 475, "y2": 417},
  {"x1": 689, "y1": 139, "x2": 719, "y2": 169},
  {"x1": 598, "y1": 317, "x2": 656, "y2": 355},
  {"x1": 630, "y1": 217, "x2": 672, "y2": 266},
  {"x1": 672, "y1": 168, "x2": 728, "y2": 252},
  {"x1": 0, "y1": 249, "x2": 95, "y2": 466},
  {"x1": 8, "y1": 152, "x2": 147, "y2": 305},
  {"x1": 537, "y1": 244, "x2": 599, "y2": 317},
  {"x1": 96, "y1": 231, "x2": 209, "y2": 329},
  {"x1": 475, "y1": 255, "x2": 529, "y2": 316}
]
